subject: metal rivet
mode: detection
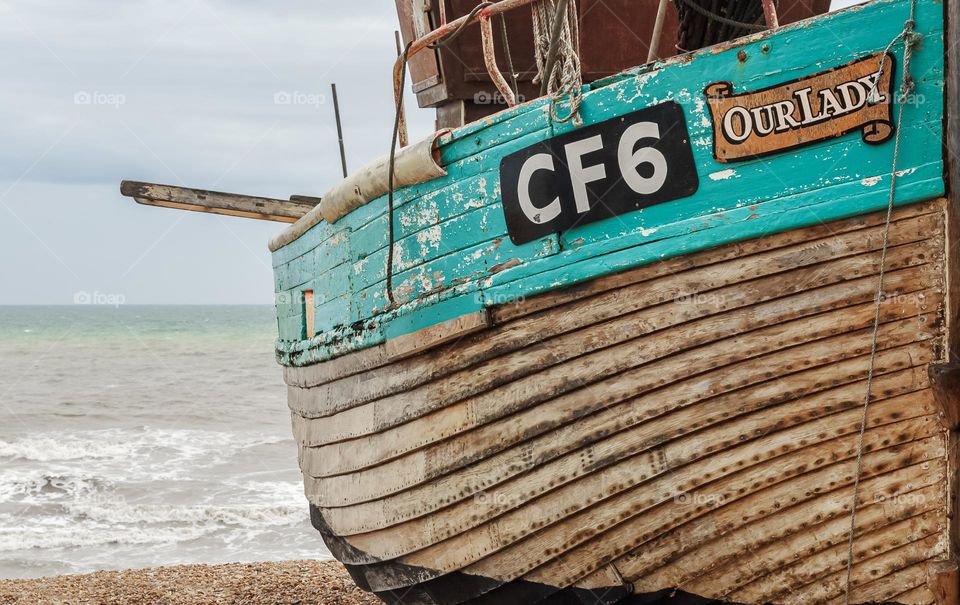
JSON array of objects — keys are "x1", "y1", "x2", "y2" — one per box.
[{"x1": 737, "y1": 49, "x2": 748, "y2": 62}]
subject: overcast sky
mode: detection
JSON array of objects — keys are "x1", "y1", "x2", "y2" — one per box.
[{"x1": 0, "y1": 0, "x2": 859, "y2": 305}]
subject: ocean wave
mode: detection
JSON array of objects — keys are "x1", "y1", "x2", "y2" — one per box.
[
  {"x1": 65, "y1": 500, "x2": 304, "y2": 529},
  {"x1": 0, "y1": 429, "x2": 290, "y2": 464},
  {"x1": 0, "y1": 437, "x2": 135, "y2": 463},
  {"x1": 0, "y1": 470, "x2": 107, "y2": 501},
  {"x1": 0, "y1": 525, "x2": 212, "y2": 552}
]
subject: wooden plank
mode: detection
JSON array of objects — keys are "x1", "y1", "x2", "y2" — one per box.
[
  {"x1": 328, "y1": 378, "x2": 938, "y2": 567},
  {"x1": 729, "y1": 512, "x2": 944, "y2": 602},
  {"x1": 926, "y1": 560, "x2": 960, "y2": 605},
  {"x1": 296, "y1": 222, "x2": 942, "y2": 421},
  {"x1": 281, "y1": 199, "x2": 942, "y2": 388},
  {"x1": 895, "y1": 585, "x2": 937, "y2": 605},
  {"x1": 303, "y1": 286, "x2": 940, "y2": 480},
  {"x1": 795, "y1": 544, "x2": 944, "y2": 605},
  {"x1": 637, "y1": 480, "x2": 946, "y2": 593},
  {"x1": 928, "y1": 363, "x2": 960, "y2": 429},
  {"x1": 461, "y1": 413, "x2": 942, "y2": 587},
  {"x1": 293, "y1": 260, "x2": 938, "y2": 440},
  {"x1": 384, "y1": 310, "x2": 489, "y2": 360},
  {"x1": 315, "y1": 340, "x2": 933, "y2": 538},
  {"x1": 303, "y1": 295, "x2": 940, "y2": 504},
  {"x1": 120, "y1": 181, "x2": 315, "y2": 223},
  {"x1": 508, "y1": 432, "x2": 945, "y2": 594}
]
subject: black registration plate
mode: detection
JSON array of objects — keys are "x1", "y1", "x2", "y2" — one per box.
[{"x1": 499, "y1": 101, "x2": 699, "y2": 245}]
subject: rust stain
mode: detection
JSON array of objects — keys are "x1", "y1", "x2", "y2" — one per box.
[{"x1": 490, "y1": 258, "x2": 521, "y2": 274}]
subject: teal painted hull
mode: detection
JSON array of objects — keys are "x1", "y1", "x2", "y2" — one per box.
[{"x1": 272, "y1": 0, "x2": 945, "y2": 366}]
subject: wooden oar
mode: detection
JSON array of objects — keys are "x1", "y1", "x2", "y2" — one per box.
[{"x1": 119, "y1": 180, "x2": 319, "y2": 223}]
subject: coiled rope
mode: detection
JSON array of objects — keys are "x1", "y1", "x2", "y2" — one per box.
[
  {"x1": 532, "y1": 0, "x2": 583, "y2": 125},
  {"x1": 675, "y1": 0, "x2": 768, "y2": 32},
  {"x1": 843, "y1": 2, "x2": 920, "y2": 603}
]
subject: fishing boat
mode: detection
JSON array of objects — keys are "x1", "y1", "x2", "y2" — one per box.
[{"x1": 121, "y1": 0, "x2": 960, "y2": 603}]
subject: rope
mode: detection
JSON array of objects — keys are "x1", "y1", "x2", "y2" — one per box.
[
  {"x1": 531, "y1": 0, "x2": 583, "y2": 125},
  {"x1": 428, "y1": 2, "x2": 494, "y2": 49},
  {"x1": 675, "y1": 0, "x2": 768, "y2": 32},
  {"x1": 499, "y1": 13, "x2": 519, "y2": 100},
  {"x1": 842, "y1": 4, "x2": 919, "y2": 604},
  {"x1": 386, "y1": 42, "x2": 413, "y2": 308}
]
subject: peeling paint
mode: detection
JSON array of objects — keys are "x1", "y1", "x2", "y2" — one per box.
[
  {"x1": 272, "y1": 0, "x2": 947, "y2": 362},
  {"x1": 709, "y1": 169, "x2": 738, "y2": 181}
]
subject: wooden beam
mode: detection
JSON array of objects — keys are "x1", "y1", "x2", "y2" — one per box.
[
  {"x1": 290, "y1": 194, "x2": 323, "y2": 205},
  {"x1": 926, "y1": 559, "x2": 959, "y2": 605},
  {"x1": 119, "y1": 180, "x2": 318, "y2": 223},
  {"x1": 928, "y1": 363, "x2": 960, "y2": 429}
]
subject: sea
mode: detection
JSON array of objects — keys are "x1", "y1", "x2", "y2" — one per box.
[{"x1": 0, "y1": 306, "x2": 329, "y2": 580}]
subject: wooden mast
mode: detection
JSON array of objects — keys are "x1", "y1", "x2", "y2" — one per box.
[{"x1": 119, "y1": 181, "x2": 318, "y2": 223}]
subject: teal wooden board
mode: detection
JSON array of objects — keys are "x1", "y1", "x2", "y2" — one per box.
[{"x1": 273, "y1": 0, "x2": 947, "y2": 366}]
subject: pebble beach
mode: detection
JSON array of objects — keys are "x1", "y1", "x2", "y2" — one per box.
[{"x1": 0, "y1": 560, "x2": 379, "y2": 605}]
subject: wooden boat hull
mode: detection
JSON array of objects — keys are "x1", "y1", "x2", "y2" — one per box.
[
  {"x1": 266, "y1": 0, "x2": 958, "y2": 602},
  {"x1": 285, "y1": 198, "x2": 957, "y2": 604}
]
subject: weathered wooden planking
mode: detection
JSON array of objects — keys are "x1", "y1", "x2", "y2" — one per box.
[
  {"x1": 294, "y1": 259, "x2": 938, "y2": 454},
  {"x1": 351, "y1": 425, "x2": 944, "y2": 595},
  {"x1": 630, "y1": 479, "x2": 947, "y2": 591},
  {"x1": 302, "y1": 274, "x2": 938, "y2": 504},
  {"x1": 501, "y1": 428, "x2": 945, "y2": 590},
  {"x1": 272, "y1": 0, "x2": 946, "y2": 363},
  {"x1": 120, "y1": 181, "x2": 316, "y2": 223},
  {"x1": 288, "y1": 198, "x2": 954, "y2": 603},
  {"x1": 315, "y1": 345, "x2": 933, "y2": 538},
  {"x1": 282, "y1": 199, "x2": 942, "y2": 385},
  {"x1": 304, "y1": 285, "x2": 939, "y2": 483},
  {"x1": 296, "y1": 229, "x2": 940, "y2": 461},
  {"x1": 287, "y1": 205, "x2": 941, "y2": 416},
  {"x1": 277, "y1": 194, "x2": 943, "y2": 363},
  {"x1": 433, "y1": 407, "x2": 941, "y2": 581},
  {"x1": 786, "y1": 540, "x2": 945, "y2": 605},
  {"x1": 288, "y1": 214, "x2": 940, "y2": 424},
  {"x1": 328, "y1": 377, "x2": 938, "y2": 565},
  {"x1": 730, "y1": 514, "x2": 945, "y2": 601}
]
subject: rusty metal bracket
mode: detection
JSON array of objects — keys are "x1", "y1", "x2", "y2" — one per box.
[
  {"x1": 392, "y1": 0, "x2": 538, "y2": 145},
  {"x1": 480, "y1": 13, "x2": 518, "y2": 107},
  {"x1": 761, "y1": 0, "x2": 780, "y2": 29}
]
